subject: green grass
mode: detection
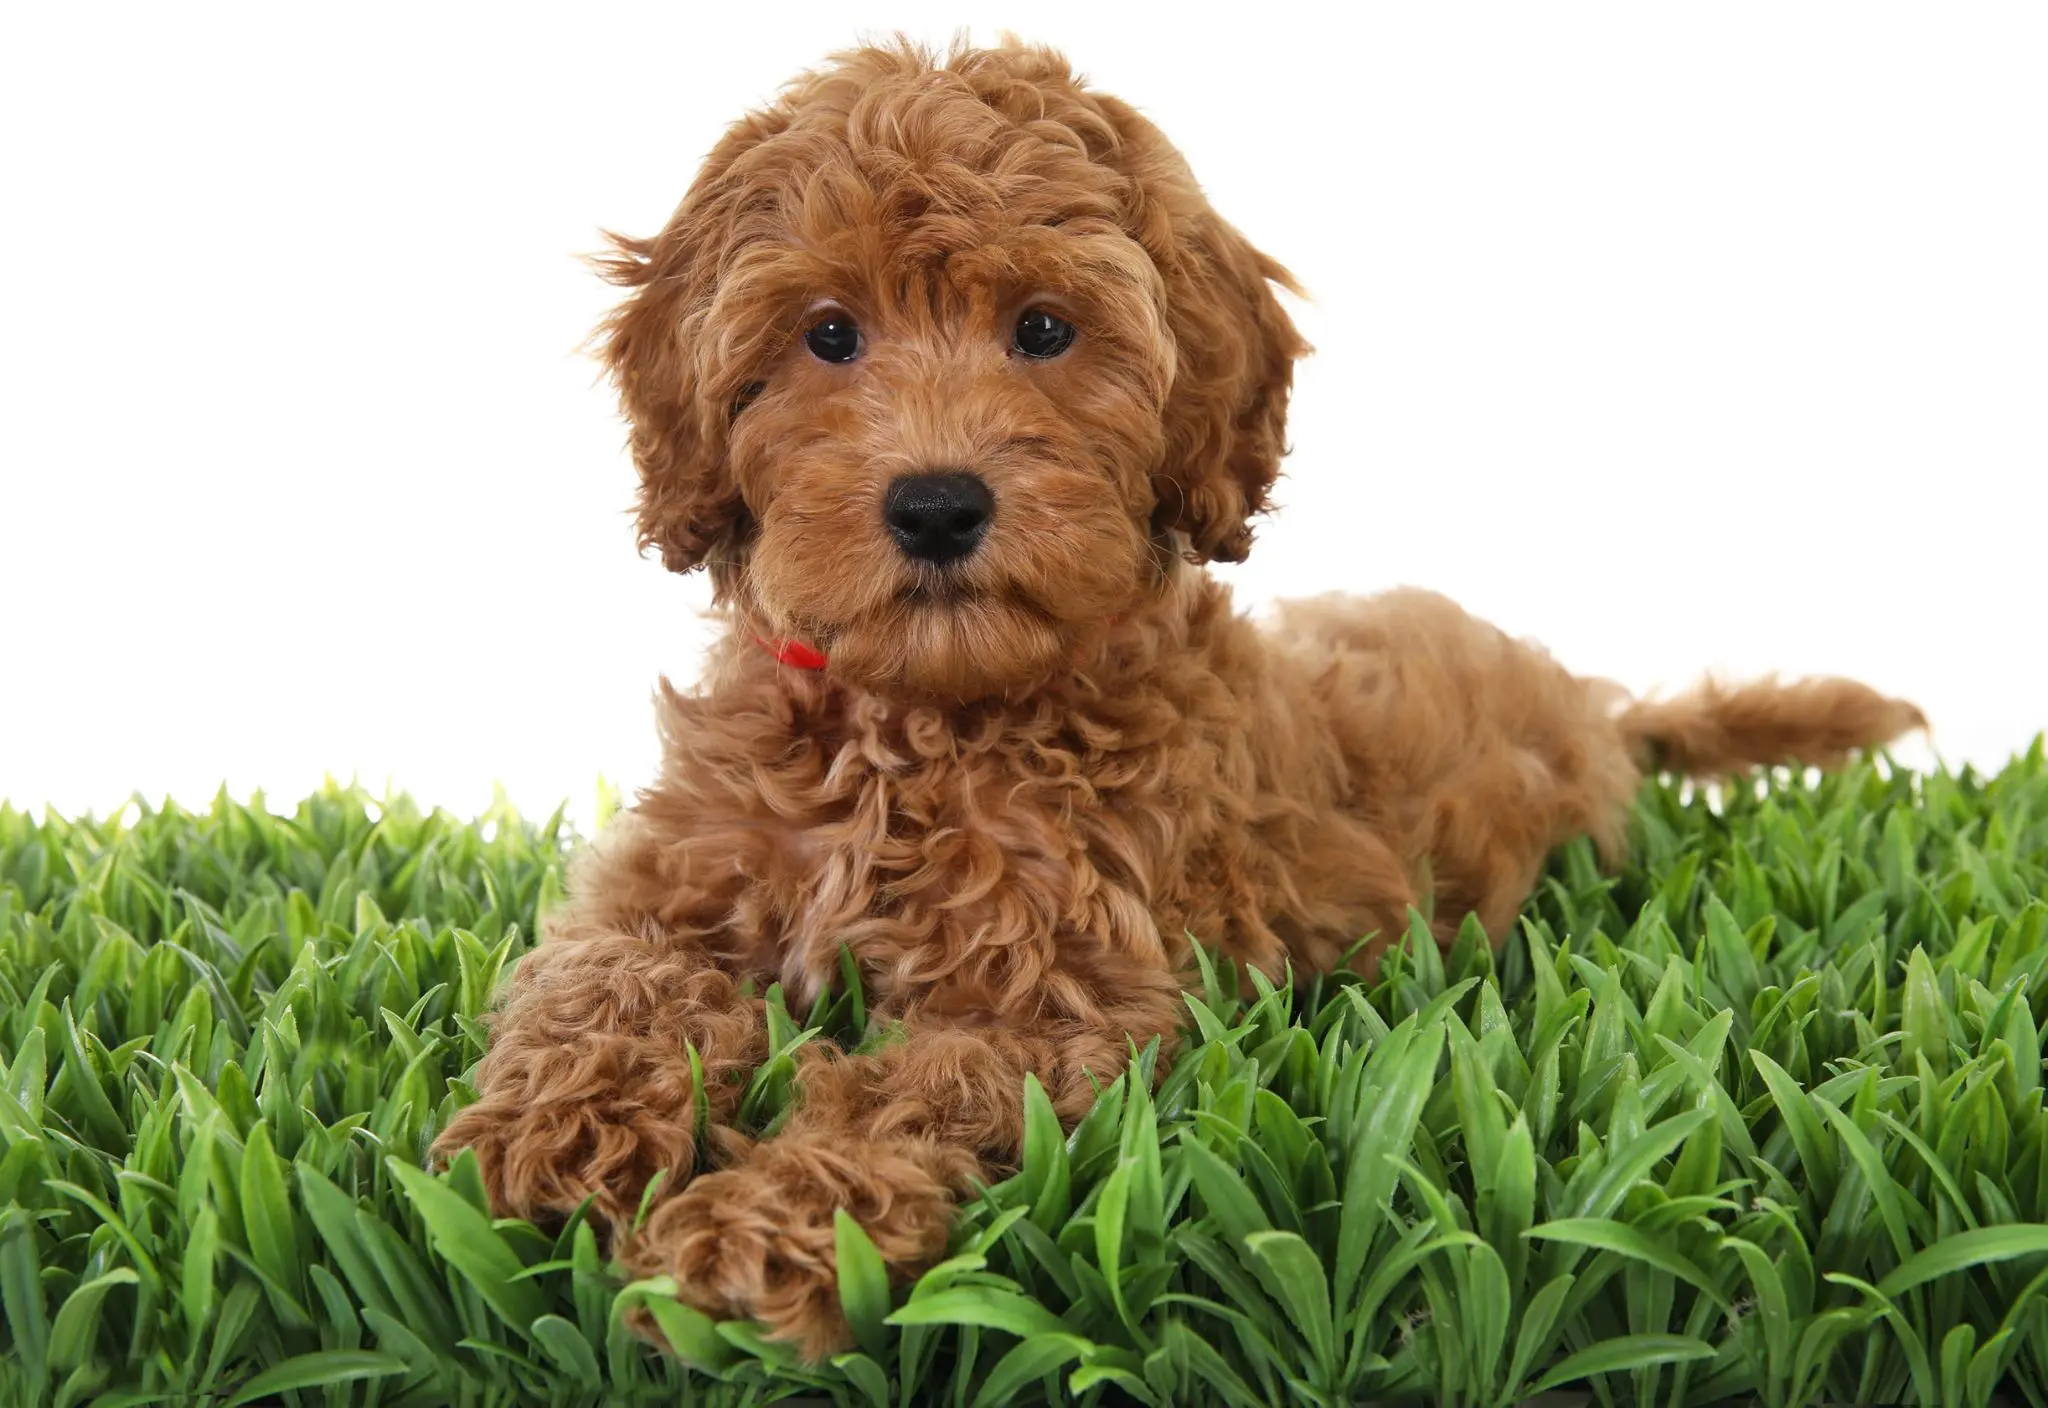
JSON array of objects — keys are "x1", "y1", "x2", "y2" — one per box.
[{"x1": 4, "y1": 749, "x2": 2048, "y2": 1407}]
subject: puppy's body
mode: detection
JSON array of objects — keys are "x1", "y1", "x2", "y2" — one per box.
[
  {"x1": 448, "y1": 574, "x2": 1914, "y2": 1353},
  {"x1": 438, "y1": 41, "x2": 1921, "y2": 1356}
]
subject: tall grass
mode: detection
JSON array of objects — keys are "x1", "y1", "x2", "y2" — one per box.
[{"x1": 3, "y1": 748, "x2": 2047, "y2": 1405}]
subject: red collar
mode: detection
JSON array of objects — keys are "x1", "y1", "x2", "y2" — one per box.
[
  {"x1": 754, "y1": 634, "x2": 827, "y2": 671},
  {"x1": 753, "y1": 613, "x2": 1138, "y2": 675}
]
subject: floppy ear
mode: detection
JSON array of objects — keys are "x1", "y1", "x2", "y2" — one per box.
[
  {"x1": 1148, "y1": 213, "x2": 1307, "y2": 564},
  {"x1": 594, "y1": 115, "x2": 788, "y2": 578},
  {"x1": 1087, "y1": 96, "x2": 1308, "y2": 564}
]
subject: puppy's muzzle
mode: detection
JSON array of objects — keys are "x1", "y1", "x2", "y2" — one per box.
[{"x1": 884, "y1": 472, "x2": 993, "y2": 565}]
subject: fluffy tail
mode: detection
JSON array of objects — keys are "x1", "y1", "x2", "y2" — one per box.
[{"x1": 1619, "y1": 677, "x2": 1927, "y2": 777}]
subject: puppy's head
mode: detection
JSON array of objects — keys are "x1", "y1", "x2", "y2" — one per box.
[{"x1": 599, "y1": 40, "x2": 1304, "y2": 699}]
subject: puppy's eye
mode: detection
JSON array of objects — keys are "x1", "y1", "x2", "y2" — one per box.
[
  {"x1": 1013, "y1": 308, "x2": 1076, "y2": 359},
  {"x1": 804, "y1": 315, "x2": 862, "y2": 363}
]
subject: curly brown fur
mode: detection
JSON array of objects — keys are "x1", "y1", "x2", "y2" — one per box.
[{"x1": 435, "y1": 38, "x2": 1924, "y2": 1360}]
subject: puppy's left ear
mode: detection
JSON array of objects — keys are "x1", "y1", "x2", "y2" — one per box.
[
  {"x1": 1091, "y1": 91, "x2": 1307, "y2": 564},
  {"x1": 1149, "y1": 214, "x2": 1308, "y2": 564}
]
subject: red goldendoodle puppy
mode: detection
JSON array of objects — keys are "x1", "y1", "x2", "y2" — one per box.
[{"x1": 438, "y1": 39, "x2": 1923, "y2": 1357}]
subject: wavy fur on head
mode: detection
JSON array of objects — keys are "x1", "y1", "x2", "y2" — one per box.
[
  {"x1": 438, "y1": 38, "x2": 1925, "y2": 1360},
  {"x1": 593, "y1": 39, "x2": 1301, "y2": 697}
]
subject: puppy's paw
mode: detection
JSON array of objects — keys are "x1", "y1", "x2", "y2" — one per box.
[
  {"x1": 621, "y1": 1132, "x2": 971, "y2": 1362},
  {"x1": 435, "y1": 1093, "x2": 712, "y2": 1229}
]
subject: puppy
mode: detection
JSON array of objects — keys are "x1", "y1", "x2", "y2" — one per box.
[{"x1": 437, "y1": 39, "x2": 1922, "y2": 1358}]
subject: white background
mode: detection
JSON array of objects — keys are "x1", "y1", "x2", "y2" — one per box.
[{"x1": 5, "y1": 3, "x2": 2043, "y2": 829}]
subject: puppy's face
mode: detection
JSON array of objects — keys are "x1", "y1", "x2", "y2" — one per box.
[
  {"x1": 724, "y1": 212, "x2": 1172, "y2": 698},
  {"x1": 601, "y1": 43, "x2": 1304, "y2": 699}
]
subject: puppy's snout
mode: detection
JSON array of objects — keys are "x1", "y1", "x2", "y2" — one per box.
[{"x1": 883, "y1": 472, "x2": 993, "y2": 565}]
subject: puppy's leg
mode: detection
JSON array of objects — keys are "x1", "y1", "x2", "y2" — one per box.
[
  {"x1": 1281, "y1": 589, "x2": 1645, "y2": 940},
  {"x1": 434, "y1": 902, "x2": 767, "y2": 1229},
  {"x1": 622, "y1": 969, "x2": 1185, "y2": 1360}
]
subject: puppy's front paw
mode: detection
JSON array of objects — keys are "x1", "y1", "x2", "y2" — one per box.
[
  {"x1": 435, "y1": 1092, "x2": 710, "y2": 1229},
  {"x1": 621, "y1": 1132, "x2": 970, "y2": 1361}
]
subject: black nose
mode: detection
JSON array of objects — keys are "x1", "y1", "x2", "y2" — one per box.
[{"x1": 883, "y1": 472, "x2": 993, "y2": 564}]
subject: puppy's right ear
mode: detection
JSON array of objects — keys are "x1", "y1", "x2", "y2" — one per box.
[
  {"x1": 595, "y1": 108, "x2": 797, "y2": 577},
  {"x1": 595, "y1": 218, "x2": 745, "y2": 576}
]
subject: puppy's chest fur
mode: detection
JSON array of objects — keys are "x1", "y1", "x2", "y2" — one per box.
[{"x1": 639, "y1": 615, "x2": 1344, "y2": 1017}]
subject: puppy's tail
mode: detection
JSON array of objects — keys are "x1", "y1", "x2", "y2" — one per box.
[{"x1": 1617, "y1": 676, "x2": 1927, "y2": 777}]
